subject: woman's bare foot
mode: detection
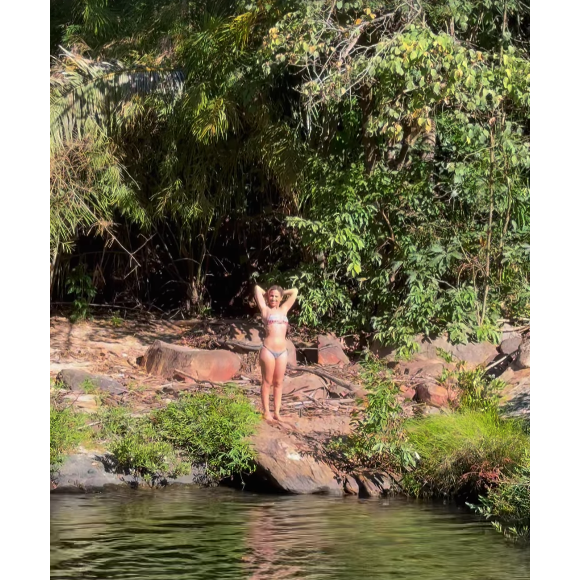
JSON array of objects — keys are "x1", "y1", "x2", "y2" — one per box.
[
  {"x1": 263, "y1": 412, "x2": 275, "y2": 423},
  {"x1": 273, "y1": 413, "x2": 292, "y2": 426}
]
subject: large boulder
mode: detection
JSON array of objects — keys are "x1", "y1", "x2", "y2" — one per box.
[
  {"x1": 248, "y1": 416, "x2": 350, "y2": 494},
  {"x1": 141, "y1": 340, "x2": 241, "y2": 381},
  {"x1": 51, "y1": 452, "x2": 210, "y2": 492},
  {"x1": 398, "y1": 359, "x2": 452, "y2": 378},
  {"x1": 250, "y1": 422, "x2": 343, "y2": 494},
  {"x1": 56, "y1": 369, "x2": 127, "y2": 395},
  {"x1": 285, "y1": 340, "x2": 298, "y2": 366},
  {"x1": 372, "y1": 334, "x2": 497, "y2": 368},
  {"x1": 227, "y1": 322, "x2": 264, "y2": 347},
  {"x1": 317, "y1": 334, "x2": 350, "y2": 367}
]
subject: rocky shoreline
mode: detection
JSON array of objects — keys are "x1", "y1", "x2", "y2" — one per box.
[{"x1": 50, "y1": 315, "x2": 530, "y2": 496}]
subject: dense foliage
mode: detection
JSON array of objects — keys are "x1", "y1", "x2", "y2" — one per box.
[{"x1": 50, "y1": 1, "x2": 529, "y2": 347}]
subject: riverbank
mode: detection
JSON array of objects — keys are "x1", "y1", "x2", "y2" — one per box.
[{"x1": 50, "y1": 313, "x2": 530, "y2": 537}]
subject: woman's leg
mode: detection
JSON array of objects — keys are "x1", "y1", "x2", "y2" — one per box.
[
  {"x1": 272, "y1": 351, "x2": 288, "y2": 421},
  {"x1": 259, "y1": 348, "x2": 276, "y2": 421}
]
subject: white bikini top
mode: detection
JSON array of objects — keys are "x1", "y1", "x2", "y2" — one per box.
[{"x1": 266, "y1": 313, "x2": 288, "y2": 325}]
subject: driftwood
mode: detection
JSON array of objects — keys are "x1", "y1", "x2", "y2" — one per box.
[{"x1": 286, "y1": 364, "x2": 360, "y2": 393}]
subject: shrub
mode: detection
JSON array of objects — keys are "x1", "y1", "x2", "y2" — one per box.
[{"x1": 50, "y1": 400, "x2": 87, "y2": 468}]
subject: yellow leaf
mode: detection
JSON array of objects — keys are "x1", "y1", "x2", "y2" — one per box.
[{"x1": 355, "y1": 18, "x2": 362, "y2": 25}]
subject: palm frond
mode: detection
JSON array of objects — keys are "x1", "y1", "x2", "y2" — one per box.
[{"x1": 50, "y1": 48, "x2": 185, "y2": 149}]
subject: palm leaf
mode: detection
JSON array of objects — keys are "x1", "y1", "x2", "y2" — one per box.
[{"x1": 50, "y1": 48, "x2": 185, "y2": 149}]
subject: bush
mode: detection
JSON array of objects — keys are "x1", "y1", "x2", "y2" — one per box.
[
  {"x1": 153, "y1": 390, "x2": 261, "y2": 479},
  {"x1": 331, "y1": 357, "x2": 417, "y2": 472},
  {"x1": 50, "y1": 400, "x2": 87, "y2": 468},
  {"x1": 108, "y1": 418, "x2": 189, "y2": 481},
  {"x1": 100, "y1": 389, "x2": 261, "y2": 482}
]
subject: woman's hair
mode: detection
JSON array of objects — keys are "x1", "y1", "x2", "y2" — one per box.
[{"x1": 268, "y1": 285, "x2": 284, "y2": 295}]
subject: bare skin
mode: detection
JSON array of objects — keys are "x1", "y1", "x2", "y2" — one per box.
[{"x1": 254, "y1": 284, "x2": 298, "y2": 423}]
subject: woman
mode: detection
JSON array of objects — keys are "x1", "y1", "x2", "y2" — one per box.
[{"x1": 254, "y1": 284, "x2": 298, "y2": 422}]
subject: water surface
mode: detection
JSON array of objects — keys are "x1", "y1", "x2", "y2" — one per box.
[{"x1": 51, "y1": 487, "x2": 529, "y2": 580}]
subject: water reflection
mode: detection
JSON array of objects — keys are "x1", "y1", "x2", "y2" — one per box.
[{"x1": 51, "y1": 487, "x2": 529, "y2": 580}]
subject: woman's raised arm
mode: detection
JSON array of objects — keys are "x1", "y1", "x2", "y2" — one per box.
[
  {"x1": 254, "y1": 285, "x2": 268, "y2": 314},
  {"x1": 281, "y1": 287, "x2": 298, "y2": 313}
]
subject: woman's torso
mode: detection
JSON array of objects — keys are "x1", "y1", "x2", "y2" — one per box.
[{"x1": 262, "y1": 308, "x2": 288, "y2": 350}]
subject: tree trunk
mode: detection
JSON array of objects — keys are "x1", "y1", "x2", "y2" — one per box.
[{"x1": 360, "y1": 84, "x2": 378, "y2": 174}]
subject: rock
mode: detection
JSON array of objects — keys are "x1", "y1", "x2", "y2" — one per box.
[
  {"x1": 285, "y1": 340, "x2": 298, "y2": 366},
  {"x1": 51, "y1": 453, "x2": 123, "y2": 492},
  {"x1": 513, "y1": 336, "x2": 530, "y2": 369},
  {"x1": 369, "y1": 340, "x2": 397, "y2": 360},
  {"x1": 372, "y1": 334, "x2": 498, "y2": 368},
  {"x1": 421, "y1": 405, "x2": 444, "y2": 416},
  {"x1": 500, "y1": 336, "x2": 523, "y2": 356},
  {"x1": 227, "y1": 322, "x2": 264, "y2": 345},
  {"x1": 250, "y1": 422, "x2": 344, "y2": 494},
  {"x1": 317, "y1": 334, "x2": 350, "y2": 367},
  {"x1": 52, "y1": 453, "x2": 211, "y2": 492},
  {"x1": 420, "y1": 335, "x2": 498, "y2": 367},
  {"x1": 141, "y1": 340, "x2": 241, "y2": 381},
  {"x1": 62, "y1": 393, "x2": 100, "y2": 412},
  {"x1": 344, "y1": 475, "x2": 359, "y2": 495},
  {"x1": 398, "y1": 359, "x2": 449, "y2": 379},
  {"x1": 414, "y1": 383, "x2": 452, "y2": 408},
  {"x1": 56, "y1": 369, "x2": 127, "y2": 395},
  {"x1": 283, "y1": 374, "x2": 327, "y2": 399},
  {"x1": 499, "y1": 366, "x2": 530, "y2": 418},
  {"x1": 398, "y1": 385, "x2": 416, "y2": 401},
  {"x1": 499, "y1": 324, "x2": 522, "y2": 356},
  {"x1": 354, "y1": 472, "x2": 393, "y2": 497},
  {"x1": 292, "y1": 414, "x2": 351, "y2": 436}
]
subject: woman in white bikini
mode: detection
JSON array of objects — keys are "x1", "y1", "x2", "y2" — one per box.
[{"x1": 254, "y1": 284, "x2": 298, "y2": 422}]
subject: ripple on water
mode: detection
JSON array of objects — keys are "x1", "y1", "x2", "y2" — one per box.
[{"x1": 51, "y1": 487, "x2": 529, "y2": 580}]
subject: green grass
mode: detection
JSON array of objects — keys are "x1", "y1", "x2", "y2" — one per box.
[{"x1": 402, "y1": 411, "x2": 529, "y2": 500}]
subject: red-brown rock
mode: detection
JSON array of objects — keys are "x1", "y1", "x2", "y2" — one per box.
[
  {"x1": 141, "y1": 340, "x2": 241, "y2": 381},
  {"x1": 317, "y1": 334, "x2": 350, "y2": 367},
  {"x1": 398, "y1": 385, "x2": 417, "y2": 401},
  {"x1": 414, "y1": 383, "x2": 451, "y2": 408},
  {"x1": 250, "y1": 422, "x2": 343, "y2": 494}
]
